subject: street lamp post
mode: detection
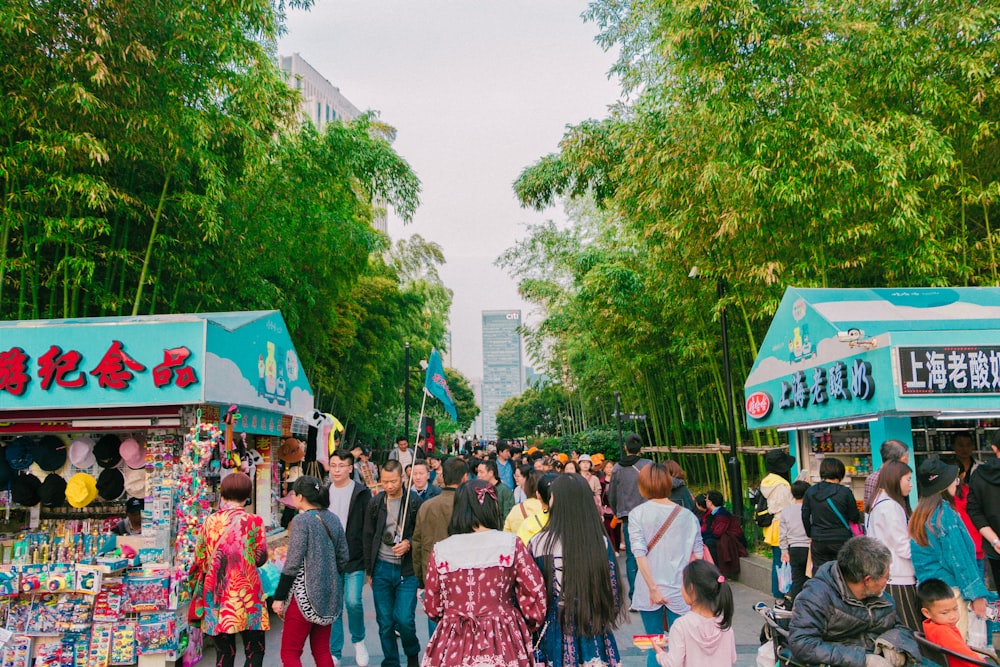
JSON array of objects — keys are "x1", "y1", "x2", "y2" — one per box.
[
  {"x1": 717, "y1": 279, "x2": 743, "y2": 519},
  {"x1": 615, "y1": 391, "x2": 624, "y2": 460}
]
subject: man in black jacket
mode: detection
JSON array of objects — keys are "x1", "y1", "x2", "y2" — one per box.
[
  {"x1": 327, "y1": 449, "x2": 372, "y2": 666},
  {"x1": 789, "y1": 536, "x2": 919, "y2": 667},
  {"x1": 364, "y1": 459, "x2": 422, "y2": 667},
  {"x1": 967, "y1": 432, "x2": 1000, "y2": 590}
]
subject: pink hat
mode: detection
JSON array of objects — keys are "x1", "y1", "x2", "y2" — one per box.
[
  {"x1": 279, "y1": 491, "x2": 297, "y2": 508},
  {"x1": 119, "y1": 438, "x2": 146, "y2": 469}
]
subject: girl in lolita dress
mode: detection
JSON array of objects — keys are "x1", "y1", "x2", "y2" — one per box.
[{"x1": 422, "y1": 480, "x2": 547, "y2": 667}]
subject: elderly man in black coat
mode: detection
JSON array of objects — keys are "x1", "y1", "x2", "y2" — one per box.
[{"x1": 789, "y1": 536, "x2": 919, "y2": 667}]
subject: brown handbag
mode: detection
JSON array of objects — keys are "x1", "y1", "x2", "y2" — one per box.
[{"x1": 646, "y1": 505, "x2": 682, "y2": 552}]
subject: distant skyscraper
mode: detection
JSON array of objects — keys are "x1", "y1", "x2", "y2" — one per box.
[{"x1": 481, "y1": 310, "x2": 523, "y2": 439}]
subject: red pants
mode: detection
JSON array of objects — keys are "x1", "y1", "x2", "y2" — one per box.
[{"x1": 280, "y1": 597, "x2": 335, "y2": 667}]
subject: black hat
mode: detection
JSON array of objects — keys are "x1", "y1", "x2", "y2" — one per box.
[
  {"x1": 11, "y1": 474, "x2": 41, "y2": 506},
  {"x1": 0, "y1": 446, "x2": 12, "y2": 488},
  {"x1": 94, "y1": 435, "x2": 122, "y2": 468},
  {"x1": 918, "y1": 458, "x2": 959, "y2": 497},
  {"x1": 96, "y1": 468, "x2": 125, "y2": 501},
  {"x1": 125, "y1": 497, "x2": 144, "y2": 513},
  {"x1": 764, "y1": 449, "x2": 796, "y2": 475},
  {"x1": 39, "y1": 474, "x2": 67, "y2": 507},
  {"x1": 34, "y1": 435, "x2": 68, "y2": 472}
]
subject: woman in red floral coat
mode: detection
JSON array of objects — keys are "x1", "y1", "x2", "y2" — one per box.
[
  {"x1": 190, "y1": 472, "x2": 269, "y2": 667},
  {"x1": 422, "y1": 479, "x2": 547, "y2": 667}
]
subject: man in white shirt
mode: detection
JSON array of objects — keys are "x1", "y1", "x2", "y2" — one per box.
[
  {"x1": 388, "y1": 435, "x2": 417, "y2": 470},
  {"x1": 327, "y1": 449, "x2": 373, "y2": 666}
]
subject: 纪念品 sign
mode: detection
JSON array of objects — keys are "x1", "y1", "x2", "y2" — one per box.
[{"x1": 898, "y1": 346, "x2": 1000, "y2": 395}]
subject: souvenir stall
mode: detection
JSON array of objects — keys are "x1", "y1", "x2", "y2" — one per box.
[
  {"x1": 0, "y1": 311, "x2": 314, "y2": 667},
  {"x1": 743, "y1": 287, "x2": 1000, "y2": 508}
]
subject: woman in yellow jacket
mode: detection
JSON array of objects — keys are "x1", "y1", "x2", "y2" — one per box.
[
  {"x1": 759, "y1": 450, "x2": 795, "y2": 602},
  {"x1": 517, "y1": 473, "x2": 556, "y2": 545}
]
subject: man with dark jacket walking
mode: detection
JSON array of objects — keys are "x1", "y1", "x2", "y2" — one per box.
[
  {"x1": 364, "y1": 460, "x2": 422, "y2": 667},
  {"x1": 789, "y1": 536, "x2": 919, "y2": 667},
  {"x1": 411, "y1": 457, "x2": 468, "y2": 636},
  {"x1": 327, "y1": 449, "x2": 372, "y2": 666},
  {"x1": 607, "y1": 432, "x2": 653, "y2": 603},
  {"x1": 967, "y1": 432, "x2": 1000, "y2": 590}
]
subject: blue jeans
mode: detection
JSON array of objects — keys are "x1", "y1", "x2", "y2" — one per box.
[
  {"x1": 329, "y1": 570, "x2": 366, "y2": 659},
  {"x1": 623, "y1": 518, "x2": 637, "y2": 604},
  {"x1": 640, "y1": 607, "x2": 680, "y2": 667},
  {"x1": 372, "y1": 559, "x2": 419, "y2": 667},
  {"x1": 771, "y1": 545, "x2": 782, "y2": 599}
]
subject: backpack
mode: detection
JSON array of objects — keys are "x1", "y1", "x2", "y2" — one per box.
[{"x1": 753, "y1": 488, "x2": 774, "y2": 528}]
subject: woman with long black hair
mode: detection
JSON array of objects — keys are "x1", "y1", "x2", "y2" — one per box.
[{"x1": 529, "y1": 473, "x2": 626, "y2": 667}]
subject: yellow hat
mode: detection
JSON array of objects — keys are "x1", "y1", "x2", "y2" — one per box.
[
  {"x1": 65, "y1": 473, "x2": 98, "y2": 508},
  {"x1": 555, "y1": 453, "x2": 568, "y2": 465},
  {"x1": 590, "y1": 453, "x2": 605, "y2": 467}
]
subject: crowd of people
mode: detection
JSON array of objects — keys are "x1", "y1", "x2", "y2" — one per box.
[
  {"x1": 189, "y1": 433, "x2": 743, "y2": 667},
  {"x1": 760, "y1": 434, "x2": 1000, "y2": 667},
  {"x1": 188, "y1": 428, "x2": 1000, "y2": 667}
]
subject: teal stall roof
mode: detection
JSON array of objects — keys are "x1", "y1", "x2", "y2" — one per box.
[
  {"x1": 743, "y1": 287, "x2": 1000, "y2": 430},
  {"x1": 0, "y1": 311, "x2": 314, "y2": 415}
]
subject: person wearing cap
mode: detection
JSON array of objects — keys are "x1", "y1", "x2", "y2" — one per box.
[
  {"x1": 967, "y1": 430, "x2": 1000, "y2": 602},
  {"x1": 759, "y1": 448, "x2": 796, "y2": 602},
  {"x1": 113, "y1": 498, "x2": 144, "y2": 536},
  {"x1": 577, "y1": 455, "x2": 603, "y2": 505},
  {"x1": 909, "y1": 458, "x2": 996, "y2": 641}
]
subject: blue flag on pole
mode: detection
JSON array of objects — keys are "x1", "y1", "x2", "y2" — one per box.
[{"x1": 424, "y1": 348, "x2": 458, "y2": 420}]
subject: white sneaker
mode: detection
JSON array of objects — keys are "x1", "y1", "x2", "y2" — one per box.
[{"x1": 354, "y1": 641, "x2": 370, "y2": 667}]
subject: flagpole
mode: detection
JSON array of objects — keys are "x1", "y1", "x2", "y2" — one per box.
[{"x1": 399, "y1": 389, "x2": 428, "y2": 538}]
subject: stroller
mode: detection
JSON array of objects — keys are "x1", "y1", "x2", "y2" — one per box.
[{"x1": 754, "y1": 602, "x2": 824, "y2": 667}]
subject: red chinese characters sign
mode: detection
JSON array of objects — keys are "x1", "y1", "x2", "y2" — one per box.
[{"x1": 0, "y1": 341, "x2": 199, "y2": 398}]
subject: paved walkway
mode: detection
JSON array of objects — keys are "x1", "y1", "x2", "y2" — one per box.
[{"x1": 195, "y1": 558, "x2": 772, "y2": 666}]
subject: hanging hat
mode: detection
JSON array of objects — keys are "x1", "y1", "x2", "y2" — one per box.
[
  {"x1": 10, "y1": 474, "x2": 41, "y2": 506},
  {"x1": 28, "y1": 463, "x2": 50, "y2": 482},
  {"x1": 0, "y1": 446, "x2": 12, "y2": 488},
  {"x1": 764, "y1": 449, "x2": 796, "y2": 475},
  {"x1": 123, "y1": 465, "x2": 146, "y2": 499},
  {"x1": 277, "y1": 437, "x2": 305, "y2": 463},
  {"x1": 5, "y1": 436, "x2": 35, "y2": 471},
  {"x1": 39, "y1": 474, "x2": 67, "y2": 508},
  {"x1": 68, "y1": 437, "x2": 97, "y2": 468},
  {"x1": 94, "y1": 435, "x2": 122, "y2": 468},
  {"x1": 119, "y1": 438, "x2": 146, "y2": 469},
  {"x1": 65, "y1": 473, "x2": 99, "y2": 508},
  {"x1": 917, "y1": 458, "x2": 959, "y2": 497},
  {"x1": 34, "y1": 435, "x2": 68, "y2": 472},
  {"x1": 96, "y1": 468, "x2": 125, "y2": 501}
]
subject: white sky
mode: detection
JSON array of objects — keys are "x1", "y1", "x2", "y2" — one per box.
[{"x1": 277, "y1": 1, "x2": 621, "y2": 381}]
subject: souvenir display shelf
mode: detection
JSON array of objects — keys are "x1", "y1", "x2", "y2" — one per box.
[
  {"x1": 802, "y1": 426, "x2": 872, "y2": 499},
  {"x1": 911, "y1": 416, "x2": 1000, "y2": 459},
  {"x1": 0, "y1": 423, "x2": 221, "y2": 667}
]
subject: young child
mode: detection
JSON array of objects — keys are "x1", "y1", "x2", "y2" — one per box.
[
  {"x1": 651, "y1": 560, "x2": 737, "y2": 667},
  {"x1": 779, "y1": 480, "x2": 811, "y2": 604},
  {"x1": 918, "y1": 578, "x2": 983, "y2": 667}
]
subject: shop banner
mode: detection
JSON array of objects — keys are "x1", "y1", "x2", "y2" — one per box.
[
  {"x1": 898, "y1": 345, "x2": 1000, "y2": 395},
  {"x1": 0, "y1": 320, "x2": 206, "y2": 410}
]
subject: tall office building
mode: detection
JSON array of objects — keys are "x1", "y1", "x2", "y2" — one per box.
[
  {"x1": 481, "y1": 310, "x2": 524, "y2": 439},
  {"x1": 277, "y1": 53, "x2": 387, "y2": 234}
]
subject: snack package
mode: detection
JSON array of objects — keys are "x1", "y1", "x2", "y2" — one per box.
[{"x1": 632, "y1": 634, "x2": 666, "y2": 650}]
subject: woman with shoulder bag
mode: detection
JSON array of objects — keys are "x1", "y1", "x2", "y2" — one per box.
[
  {"x1": 272, "y1": 476, "x2": 350, "y2": 667},
  {"x1": 628, "y1": 463, "x2": 704, "y2": 667},
  {"x1": 189, "y1": 472, "x2": 269, "y2": 667}
]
